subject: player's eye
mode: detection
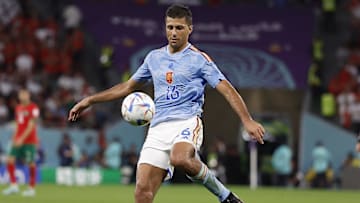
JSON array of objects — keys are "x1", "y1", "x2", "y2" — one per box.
[
  {"x1": 176, "y1": 26, "x2": 184, "y2": 30},
  {"x1": 167, "y1": 25, "x2": 173, "y2": 30}
]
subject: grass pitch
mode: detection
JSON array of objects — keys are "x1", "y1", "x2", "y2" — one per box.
[{"x1": 0, "y1": 184, "x2": 359, "y2": 203}]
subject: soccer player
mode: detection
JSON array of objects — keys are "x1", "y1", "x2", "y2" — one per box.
[
  {"x1": 68, "y1": 4, "x2": 265, "y2": 203},
  {"x1": 2, "y1": 89, "x2": 40, "y2": 196}
]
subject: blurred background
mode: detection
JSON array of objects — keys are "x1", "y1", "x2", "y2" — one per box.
[{"x1": 0, "y1": 0, "x2": 359, "y2": 191}]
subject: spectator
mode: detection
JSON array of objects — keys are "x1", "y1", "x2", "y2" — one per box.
[
  {"x1": 57, "y1": 133, "x2": 74, "y2": 166},
  {"x1": 321, "y1": 0, "x2": 337, "y2": 33},
  {"x1": 121, "y1": 143, "x2": 138, "y2": 184},
  {"x1": 337, "y1": 84, "x2": 356, "y2": 128},
  {"x1": 104, "y1": 137, "x2": 122, "y2": 169},
  {"x1": 83, "y1": 135, "x2": 99, "y2": 162},
  {"x1": 62, "y1": 4, "x2": 82, "y2": 30},
  {"x1": 36, "y1": 144, "x2": 45, "y2": 166},
  {"x1": 271, "y1": 137, "x2": 292, "y2": 186},
  {"x1": 311, "y1": 141, "x2": 332, "y2": 188},
  {"x1": 0, "y1": 70, "x2": 15, "y2": 97},
  {"x1": 76, "y1": 150, "x2": 91, "y2": 168},
  {"x1": 0, "y1": 97, "x2": 9, "y2": 123},
  {"x1": 15, "y1": 50, "x2": 34, "y2": 75}
]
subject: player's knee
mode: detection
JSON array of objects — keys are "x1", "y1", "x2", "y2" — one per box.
[
  {"x1": 134, "y1": 181, "x2": 154, "y2": 201},
  {"x1": 7, "y1": 156, "x2": 15, "y2": 164},
  {"x1": 170, "y1": 155, "x2": 190, "y2": 169}
]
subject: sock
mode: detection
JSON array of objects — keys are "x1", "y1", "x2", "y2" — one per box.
[
  {"x1": 190, "y1": 163, "x2": 230, "y2": 202},
  {"x1": 7, "y1": 163, "x2": 16, "y2": 184},
  {"x1": 29, "y1": 165, "x2": 36, "y2": 188}
]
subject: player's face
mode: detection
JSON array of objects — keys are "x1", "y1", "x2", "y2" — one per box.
[
  {"x1": 18, "y1": 90, "x2": 31, "y2": 104},
  {"x1": 165, "y1": 17, "x2": 192, "y2": 53}
]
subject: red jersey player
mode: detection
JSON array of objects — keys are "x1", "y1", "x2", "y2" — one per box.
[{"x1": 2, "y1": 89, "x2": 39, "y2": 196}]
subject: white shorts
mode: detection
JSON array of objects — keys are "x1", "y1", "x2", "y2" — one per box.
[{"x1": 138, "y1": 116, "x2": 203, "y2": 179}]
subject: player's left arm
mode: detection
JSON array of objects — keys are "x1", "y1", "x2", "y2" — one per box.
[{"x1": 216, "y1": 80, "x2": 265, "y2": 144}]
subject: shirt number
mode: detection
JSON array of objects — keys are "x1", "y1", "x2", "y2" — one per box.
[{"x1": 166, "y1": 86, "x2": 180, "y2": 100}]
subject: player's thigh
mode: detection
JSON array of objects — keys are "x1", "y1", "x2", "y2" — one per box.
[
  {"x1": 137, "y1": 147, "x2": 173, "y2": 180},
  {"x1": 171, "y1": 116, "x2": 203, "y2": 160},
  {"x1": 9, "y1": 146, "x2": 21, "y2": 162},
  {"x1": 136, "y1": 163, "x2": 167, "y2": 193},
  {"x1": 22, "y1": 145, "x2": 36, "y2": 164},
  {"x1": 171, "y1": 142, "x2": 196, "y2": 161},
  {"x1": 173, "y1": 116, "x2": 203, "y2": 151}
]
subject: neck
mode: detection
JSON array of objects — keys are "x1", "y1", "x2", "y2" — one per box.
[
  {"x1": 21, "y1": 101, "x2": 30, "y2": 106},
  {"x1": 169, "y1": 43, "x2": 188, "y2": 54}
]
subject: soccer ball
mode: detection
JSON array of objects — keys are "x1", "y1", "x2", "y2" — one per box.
[{"x1": 121, "y1": 92, "x2": 155, "y2": 126}]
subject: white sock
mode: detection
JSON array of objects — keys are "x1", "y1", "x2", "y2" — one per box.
[{"x1": 190, "y1": 163, "x2": 230, "y2": 202}]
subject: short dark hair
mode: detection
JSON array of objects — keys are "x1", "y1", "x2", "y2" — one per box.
[{"x1": 166, "y1": 4, "x2": 192, "y2": 25}]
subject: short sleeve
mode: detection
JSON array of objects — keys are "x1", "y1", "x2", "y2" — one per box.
[
  {"x1": 130, "y1": 53, "x2": 152, "y2": 82},
  {"x1": 200, "y1": 61, "x2": 226, "y2": 88}
]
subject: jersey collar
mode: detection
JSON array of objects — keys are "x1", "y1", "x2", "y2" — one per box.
[{"x1": 166, "y1": 43, "x2": 191, "y2": 56}]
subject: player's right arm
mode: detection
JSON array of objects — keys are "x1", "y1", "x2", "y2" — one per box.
[{"x1": 68, "y1": 79, "x2": 143, "y2": 121}]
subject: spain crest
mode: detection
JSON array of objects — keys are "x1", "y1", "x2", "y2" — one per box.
[{"x1": 166, "y1": 71, "x2": 173, "y2": 84}]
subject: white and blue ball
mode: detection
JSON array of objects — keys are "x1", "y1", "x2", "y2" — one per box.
[{"x1": 121, "y1": 92, "x2": 155, "y2": 126}]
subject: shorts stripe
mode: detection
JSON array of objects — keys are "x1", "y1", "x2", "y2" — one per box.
[
  {"x1": 201, "y1": 166, "x2": 208, "y2": 179},
  {"x1": 192, "y1": 117, "x2": 201, "y2": 145}
]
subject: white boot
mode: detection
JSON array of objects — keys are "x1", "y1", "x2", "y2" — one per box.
[
  {"x1": 2, "y1": 184, "x2": 19, "y2": 195},
  {"x1": 22, "y1": 187, "x2": 36, "y2": 197}
]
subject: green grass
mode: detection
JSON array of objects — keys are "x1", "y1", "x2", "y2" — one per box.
[{"x1": 0, "y1": 184, "x2": 359, "y2": 203}]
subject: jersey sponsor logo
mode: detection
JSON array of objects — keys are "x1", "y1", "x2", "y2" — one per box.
[{"x1": 166, "y1": 71, "x2": 173, "y2": 84}]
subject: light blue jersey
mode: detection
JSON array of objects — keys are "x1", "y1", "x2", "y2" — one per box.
[
  {"x1": 131, "y1": 43, "x2": 226, "y2": 126},
  {"x1": 271, "y1": 145, "x2": 292, "y2": 175},
  {"x1": 312, "y1": 146, "x2": 331, "y2": 173}
]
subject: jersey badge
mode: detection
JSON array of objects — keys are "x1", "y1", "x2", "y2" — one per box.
[{"x1": 166, "y1": 71, "x2": 173, "y2": 84}]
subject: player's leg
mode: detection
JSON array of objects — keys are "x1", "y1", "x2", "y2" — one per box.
[
  {"x1": 134, "y1": 121, "x2": 177, "y2": 203},
  {"x1": 170, "y1": 142, "x2": 242, "y2": 203},
  {"x1": 169, "y1": 117, "x2": 243, "y2": 203},
  {"x1": 134, "y1": 163, "x2": 167, "y2": 203},
  {"x1": 2, "y1": 147, "x2": 20, "y2": 195},
  {"x1": 22, "y1": 145, "x2": 37, "y2": 196}
]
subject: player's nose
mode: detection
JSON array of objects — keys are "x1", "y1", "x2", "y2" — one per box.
[{"x1": 170, "y1": 29, "x2": 177, "y2": 36}]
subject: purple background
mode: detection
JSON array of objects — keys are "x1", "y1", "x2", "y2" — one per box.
[{"x1": 76, "y1": 2, "x2": 314, "y2": 89}]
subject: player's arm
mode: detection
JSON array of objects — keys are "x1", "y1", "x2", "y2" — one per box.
[
  {"x1": 14, "y1": 118, "x2": 36, "y2": 146},
  {"x1": 11, "y1": 125, "x2": 18, "y2": 145},
  {"x1": 356, "y1": 134, "x2": 360, "y2": 152},
  {"x1": 68, "y1": 79, "x2": 143, "y2": 121},
  {"x1": 216, "y1": 80, "x2": 265, "y2": 144}
]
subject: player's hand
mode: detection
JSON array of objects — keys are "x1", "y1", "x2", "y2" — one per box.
[
  {"x1": 68, "y1": 98, "x2": 91, "y2": 121},
  {"x1": 243, "y1": 119, "x2": 265, "y2": 144},
  {"x1": 356, "y1": 143, "x2": 360, "y2": 152},
  {"x1": 14, "y1": 138, "x2": 24, "y2": 147}
]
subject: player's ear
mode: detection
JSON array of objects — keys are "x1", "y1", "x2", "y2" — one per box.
[{"x1": 188, "y1": 25, "x2": 193, "y2": 34}]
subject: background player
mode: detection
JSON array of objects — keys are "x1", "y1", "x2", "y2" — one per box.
[
  {"x1": 2, "y1": 89, "x2": 40, "y2": 197},
  {"x1": 68, "y1": 4, "x2": 264, "y2": 203}
]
